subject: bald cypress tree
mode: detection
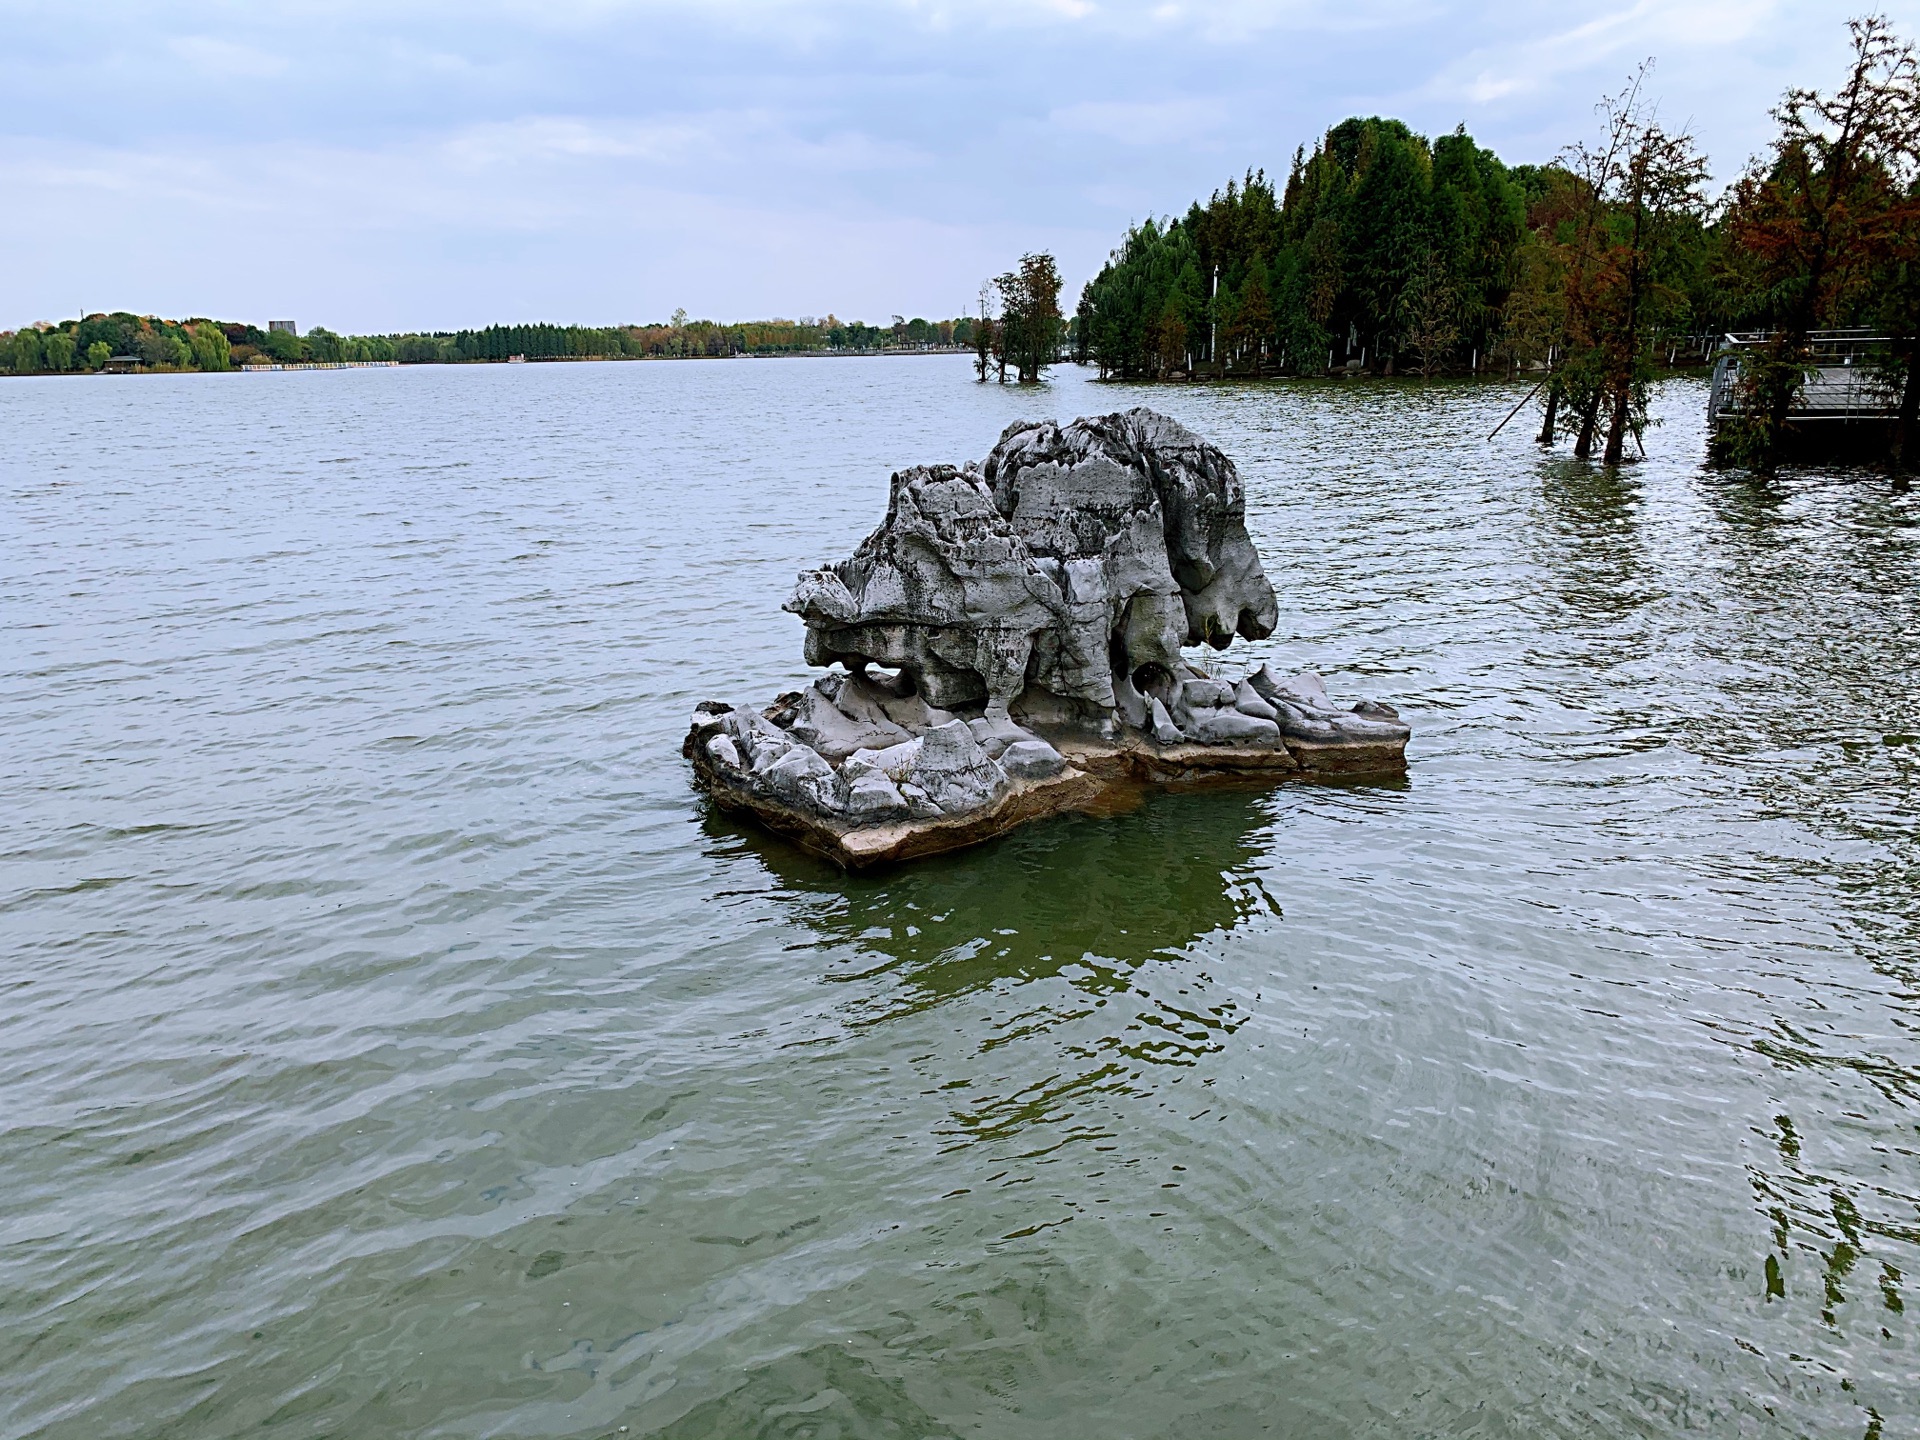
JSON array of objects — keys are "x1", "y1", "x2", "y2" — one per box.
[{"x1": 1721, "y1": 15, "x2": 1920, "y2": 468}]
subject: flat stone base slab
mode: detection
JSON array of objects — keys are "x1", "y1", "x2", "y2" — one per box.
[{"x1": 689, "y1": 727, "x2": 1405, "y2": 870}]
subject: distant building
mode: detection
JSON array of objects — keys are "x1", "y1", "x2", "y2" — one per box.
[{"x1": 268, "y1": 320, "x2": 298, "y2": 335}]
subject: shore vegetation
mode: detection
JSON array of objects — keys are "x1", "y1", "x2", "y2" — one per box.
[
  {"x1": 1073, "y1": 11, "x2": 1920, "y2": 475},
  {"x1": 2, "y1": 313, "x2": 977, "y2": 376}
]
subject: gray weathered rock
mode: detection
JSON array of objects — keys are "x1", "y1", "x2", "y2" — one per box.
[
  {"x1": 787, "y1": 408, "x2": 1279, "y2": 730},
  {"x1": 687, "y1": 408, "x2": 1409, "y2": 865},
  {"x1": 1000, "y1": 737, "x2": 1067, "y2": 780},
  {"x1": 845, "y1": 770, "x2": 909, "y2": 821},
  {"x1": 1113, "y1": 668, "x2": 1150, "y2": 730},
  {"x1": 1179, "y1": 678, "x2": 1236, "y2": 710},
  {"x1": 897, "y1": 780, "x2": 942, "y2": 820},
  {"x1": 846, "y1": 738, "x2": 922, "y2": 782},
  {"x1": 967, "y1": 711, "x2": 1040, "y2": 759},
  {"x1": 763, "y1": 742, "x2": 848, "y2": 814},
  {"x1": 1181, "y1": 706, "x2": 1283, "y2": 747},
  {"x1": 1148, "y1": 695, "x2": 1181, "y2": 745},
  {"x1": 784, "y1": 465, "x2": 1054, "y2": 713},
  {"x1": 907, "y1": 720, "x2": 1011, "y2": 815},
  {"x1": 1162, "y1": 674, "x2": 1281, "y2": 746},
  {"x1": 1233, "y1": 678, "x2": 1278, "y2": 722},
  {"x1": 1245, "y1": 664, "x2": 1412, "y2": 747},
  {"x1": 780, "y1": 678, "x2": 915, "y2": 761}
]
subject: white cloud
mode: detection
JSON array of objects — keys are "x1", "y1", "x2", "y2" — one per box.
[
  {"x1": 1051, "y1": 98, "x2": 1227, "y2": 145},
  {"x1": 0, "y1": 125, "x2": 1024, "y2": 328},
  {"x1": 167, "y1": 35, "x2": 290, "y2": 79},
  {"x1": 1422, "y1": 0, "x2": 1775, "y2": 109},
  {"x1": 3, "y1": 0, "x2": 1911, "y2": 325},
  {"x1": 440, "y1": 116, "x2": 713, "y2": 169},
  {"x1": 433, "y1": 112, "x2": 928, "y2": 177}
]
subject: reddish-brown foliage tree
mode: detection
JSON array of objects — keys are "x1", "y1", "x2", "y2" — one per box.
[{"x1": 1721, "y1": 14, "x2": 1920, "y2": 468}]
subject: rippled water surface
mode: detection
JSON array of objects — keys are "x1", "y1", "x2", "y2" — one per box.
[{"x1": 4, "y1": 356, "x2": 1919, "y2": 1438}]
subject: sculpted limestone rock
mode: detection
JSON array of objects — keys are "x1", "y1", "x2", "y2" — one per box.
[
  {"x1": 786, "y1": 409, "x2": 1281, "y2": 728},
  {"x1": 686, "y1": 408, "x2": 1410, "y2": 867}
]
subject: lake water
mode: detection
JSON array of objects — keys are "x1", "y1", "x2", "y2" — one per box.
[{"x1": 3, "y1": 355, "x2": 1917, "y2": 1438}]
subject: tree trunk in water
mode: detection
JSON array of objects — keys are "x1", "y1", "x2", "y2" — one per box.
[
  {"x1": 1895, "y1": 339, "x2": 1919, "y2": 491},
  {"x1": 1537, "y1": 382, "x2": 1561, "y2": 446},
  {"x1": 1754, "y1": 325, "x2": 1813, "y2": 474},
  {"x1": 1602, "y1": 386, "x2": 1630, "y2": 466},
  {"x1": 1763, "y1": 374, "x2": 1793, "y2": 470},
  {"x1": 1573, "y1": 394, "x2": 1602, "y2": 459}
]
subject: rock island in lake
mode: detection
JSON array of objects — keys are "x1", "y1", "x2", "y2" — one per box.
[{"x1": 685, "y1": 407, "x2": 1409, "y2": 866}]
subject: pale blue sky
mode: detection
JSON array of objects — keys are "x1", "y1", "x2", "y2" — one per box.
[{"x1": 3, "y1": 1, "x2": 1908, "y2": 333}]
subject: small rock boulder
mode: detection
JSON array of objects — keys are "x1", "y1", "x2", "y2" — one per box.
[
  {"x1": 906, "y1": 719, "x2": 1011, "y2": 815},
  {"x1": 1179, "y1": 678, "x2": 1236, "y2": 710},
  {"x1": 763, "y1": 743, "x2": 848, "y2": 813},
  {"x1": 1246, "y1": 664, "x2": 1412, "y2": 745},
  {"x1": 845, "y1": 738, "x2": 922, "y2": 783},
  {"x1": 844, "y1": 770, "x2": 909, "y2": 821},
  {"x1": 967, "y1": 712, "x2": 1041, "y2": 758},
  {"x1": 1000, "y1": 737, "x2": 1067, "y2": 780},
  {"x1": 1179, "y1": 707, "x2": 1282, "y2": 746},
  {"x1": 1148, "y1": 696, "x2": 1182, "y2": 745},
  {"x1": 778, "y1": 677, "x2": 915, "y2": 761},
  {"x1": 1233, "y1": 678, "x2": 1278, "y2": 721}
]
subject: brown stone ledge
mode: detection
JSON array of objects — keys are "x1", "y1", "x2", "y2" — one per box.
[{"x1": 688, "y1": 727, "x2": 1407, "y2": 870}]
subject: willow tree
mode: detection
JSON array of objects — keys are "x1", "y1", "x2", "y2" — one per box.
[
  {"x1": 189, "y1": 323, "x2": 231, "y2": 372},
  {"x1": 10, "y1": 329, "x2": 42, "y2": 374},
  {"x1": 41, "y1": 331, "x2": 75, "y2": 372}
]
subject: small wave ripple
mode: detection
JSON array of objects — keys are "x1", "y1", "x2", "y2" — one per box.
[{"x1": 2, "y1": 358, "x2": 1917, "y2": 1438}]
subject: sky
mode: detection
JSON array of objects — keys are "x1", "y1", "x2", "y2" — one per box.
[{"x1": 4, "y1": 0, "x2": 1914, "y2": 333}]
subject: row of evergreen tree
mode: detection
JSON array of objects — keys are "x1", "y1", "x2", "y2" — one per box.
[
  {"x1": 440, "y1": 316, "x2": 974, "y2": 362},
  {"x1": 1077, "y1": 14, "x2": 1920, "y2": 474},
  {"x1": 1075, "y1": 115, "x2": 1715, "y2": 383}
]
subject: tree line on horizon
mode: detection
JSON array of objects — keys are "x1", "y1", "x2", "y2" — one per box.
[
  {"x1": 1077, "y1": 12, "x2": 1920, "y2": 470},
  {"x1": 17, "y1": 14, "x2": 1917, "y2": 475},
  {"x1": 2, "y1": 312, "x2": 980, "y2": 375}
]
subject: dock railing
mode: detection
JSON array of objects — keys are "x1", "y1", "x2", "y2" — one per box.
[{"x1": 1707, "y1": 329, "x2": 1897, "y2": 427}]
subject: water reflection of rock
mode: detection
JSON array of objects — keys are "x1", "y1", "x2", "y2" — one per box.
[
  {"x1": 713, "y1": 783, "x2": 1279, "y2": 992},
  {"x1": 703, "y1": 787, "x2": 1288, "y2": 1144}
]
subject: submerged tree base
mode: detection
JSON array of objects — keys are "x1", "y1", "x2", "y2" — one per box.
[{"x1": 1710, "y1": 418, "x2": 1907, "y2": 467}]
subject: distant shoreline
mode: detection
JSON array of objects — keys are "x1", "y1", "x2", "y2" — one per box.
[
  {"x1": 6, "y1": 346, "x2": 981, "y2": 377},
  {"x1": 4, "y1": 313, "x2": 982, "y2": 377}
]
